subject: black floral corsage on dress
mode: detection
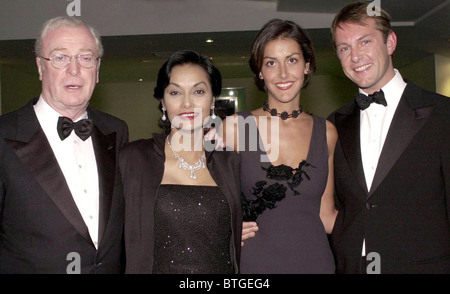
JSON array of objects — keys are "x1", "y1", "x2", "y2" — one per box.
[{"x1": 242, "y1": 160, "x2": 313, "y2": 221}]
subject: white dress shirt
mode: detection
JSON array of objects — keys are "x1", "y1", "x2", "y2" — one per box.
[
  {"x1": 359, "y1": 69, "x2": 407, "y2": 256},
  {"x1": 34, "y1": 96, "x2": 100, "y2": 249},
  {"x1": 360, "y1": 69, "x2": 406, "y2": 191}
]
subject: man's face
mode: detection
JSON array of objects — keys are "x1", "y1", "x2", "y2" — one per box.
[
  {"x1": 36, "y1": 25, "x2": 100, "y2": 118},
  {"x1": 334, "y1": 18, "x2": 396, "y2": 94}
]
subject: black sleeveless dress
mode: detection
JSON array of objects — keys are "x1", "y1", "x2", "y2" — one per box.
[{"x1": 239, "y1": 112, "x2": 335, "y2": 273}]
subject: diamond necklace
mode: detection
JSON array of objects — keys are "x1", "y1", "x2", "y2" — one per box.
[{"x1": 166, "y1": 136, "x2": 206, "y2": 180}]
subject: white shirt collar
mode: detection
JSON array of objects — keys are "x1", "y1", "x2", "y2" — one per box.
[
  {"x1": 34, "y1": 95, "x2": 89, "y2": 140},
  {"x1": 359, "y1": 69, "x2": 407, "y2": 109}
]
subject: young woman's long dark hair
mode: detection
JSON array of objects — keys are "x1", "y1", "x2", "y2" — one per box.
[{"x1": 249, "y1": 19, "x2": 316, "y2": 92}]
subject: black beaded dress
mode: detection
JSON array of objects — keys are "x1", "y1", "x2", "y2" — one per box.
[
  {"x1": 239, "y1": 112, "x2": 335, "y2": 273},
  {"x1": 153, "y1": 184, "x2": 234, "y2": 274}
]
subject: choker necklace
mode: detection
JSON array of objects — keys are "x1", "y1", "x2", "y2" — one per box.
[
  {"x1": 166, "y1": 137, "x2": 206, "y2": 180},
  {"x1": 263, "y1": 101, "x2": 302, "y2": 120}
]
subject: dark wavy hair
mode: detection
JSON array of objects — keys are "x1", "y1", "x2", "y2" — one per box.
[
  {"x1": 153, "y1": 50, "x2": 222, "y2": 133},
  {"x1": 249, "y1": 18, "x2": 316, "y2": 92}
]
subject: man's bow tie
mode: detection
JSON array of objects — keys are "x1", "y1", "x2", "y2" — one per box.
[
  {"x1": 355, "y1": 89, "x2": 387, "y2": 110},
  {"x1": 57, "y1": 116, "x2": 93, "y2": 141}
]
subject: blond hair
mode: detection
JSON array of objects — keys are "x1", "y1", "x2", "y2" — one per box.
[{"x1": 331, "y1": 2, "x2": 392, "y2": 48}]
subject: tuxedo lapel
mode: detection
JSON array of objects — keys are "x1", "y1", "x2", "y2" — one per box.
[
  {"x1": 91, "y1": 124, "x2": 117, "y2": 246},
  {"x1": 369, "y1": 84, "x2": 434, "y2": 196},
  {"x1": 7, "y1": 103, "x2": 92, "y2": 244},
  {"x1": 335, "y1": 104, "x2": 369, "y2": 194}
]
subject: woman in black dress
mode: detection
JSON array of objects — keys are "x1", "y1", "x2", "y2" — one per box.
[
  {"x1": 223, "y1": 19, "x2": 338, "y2": 273},
  {"x1": 120, "y1": 50, "x2": 242, "y2": 274}
]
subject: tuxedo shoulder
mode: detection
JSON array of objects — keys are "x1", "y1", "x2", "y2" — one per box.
[
  {"x1": 326, "y1": 100, "x2": 356, "y2": 122},
  {"x1": 121, "y1": 138, "x2": 156, "y2": 153},
  {"x1": 0, "y1": 109, "x2": 17, "y2": 122},
  {"x1": 435, "y1": 93, "x2": 450, "y2": 115},
  {"x1": 119, "y1": 138, "x2": 160, "y2": 169},
  {"x1": 0, "y1": 110, "x2": 19, "y2": 136},
  {"x1": 88, "y1": 108, "x2": 129, "y2": 141},
  {"x1": 405, "y1": 81, "x2": 449, "y2": 106},
  {"x1": 431, "y1": 91, "x2": 450, "y2": 108}
]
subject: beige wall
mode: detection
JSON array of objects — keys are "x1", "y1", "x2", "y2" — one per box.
[{"x1": 435, "y1": 54, "x2": 450, "y2": 97}]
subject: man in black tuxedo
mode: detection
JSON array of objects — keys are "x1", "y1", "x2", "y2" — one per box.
[
  {"x1": 328, "y1": 2, "x2": 450, "y2": 274},
  {"x1": 0, "y1": 16, "x2": 128, "y2": 273}
]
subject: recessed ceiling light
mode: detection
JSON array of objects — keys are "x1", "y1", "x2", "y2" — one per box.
[{"x1": 206, "y1": 39, "x2": 214, "y2": 43}]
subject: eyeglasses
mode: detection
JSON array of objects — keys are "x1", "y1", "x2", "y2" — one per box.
[{"x1": 40, "y1": 53, "x2": 100, "y2": 69}]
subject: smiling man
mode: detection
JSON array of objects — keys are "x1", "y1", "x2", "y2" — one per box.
[
  {"x1": 0, "y1": 16, "x2": 128, "y2": 273},
  {"x1": 327, "y1": 2, "x2": 450, "y2": 274}
]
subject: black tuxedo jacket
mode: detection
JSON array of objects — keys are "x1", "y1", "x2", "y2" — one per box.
[
  {"x1": 0, "y1": 97, "x2": 129, "y2": 273},
  {"x1": 328, "y1": 81, "x2": 450, "y2": 274}
]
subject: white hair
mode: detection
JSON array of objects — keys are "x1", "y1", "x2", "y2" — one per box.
[{"x1": 34, "y1": 16, "x2": 103, "y2": 57}]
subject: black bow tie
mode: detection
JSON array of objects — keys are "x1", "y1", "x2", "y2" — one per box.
[
  {"x1": 355, "y1": 89, "x2": 387, "y2": 110},
  {"x1": 57, "y1": 116, "x2": 93, "y2": 141}
]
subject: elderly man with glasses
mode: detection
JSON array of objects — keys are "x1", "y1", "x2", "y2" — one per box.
[{"x1": 0, "y1": 16, "x2": 128, "y2": 274}]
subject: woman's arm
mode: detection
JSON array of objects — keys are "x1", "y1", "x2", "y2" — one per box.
[{"x1": 319, "y1": 120, "x2": 338, "y2": 234}]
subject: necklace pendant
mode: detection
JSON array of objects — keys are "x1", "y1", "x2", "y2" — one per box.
[{"x1": 166, "y1": 136, "x2": 206, "y2": 180}]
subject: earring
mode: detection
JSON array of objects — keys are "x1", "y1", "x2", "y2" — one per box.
[
  {"x1": 211, "y1": 106, "x2": 217, "y2": 120},
  {"x1": 161, "y1": 108, "x2": 167, "y2": 121}
]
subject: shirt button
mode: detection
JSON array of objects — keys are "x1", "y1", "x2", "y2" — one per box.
[
  {"x1": 366, "y1": 202, "x2": 377, "y2": 210},
  {"x1": 84, "y1": 189, "x2": 87, "y2": 193}
]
